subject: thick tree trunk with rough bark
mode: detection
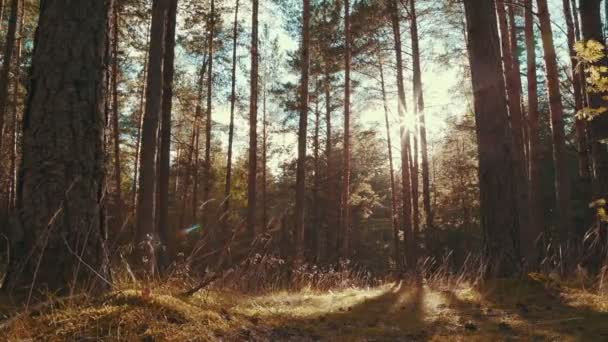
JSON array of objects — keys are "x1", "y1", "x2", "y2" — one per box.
[
  {"x1": 294, "y1": 0, "x2": 310, "y2": 262},
  {"x1": 248, "y1": 0, "x2": 259, "y2": 241},
  {"x1": 3, "y1": 0, "x2": 112, "y2": 295},
  {"x1": 524, "y1": 0, "x2": 543, "y2": 268},
  {"x1": 497, "y1": 0, "x2": 530, "y2": 268},
  {"x1": 463, "y1": 0, "x2": 520, "y2": 277},
  {"x1": 391, "y1": 0, "x2": 412, "y2": 270},
  {"x1": 158, "y1": 0, "x2": 178, "y2": 267},
  {"x1": 537, "y1": 0, "x2": 571, "y2": 252},
  {"x1": 135, "y1": 0, "x2": 168, "y2": 276}
]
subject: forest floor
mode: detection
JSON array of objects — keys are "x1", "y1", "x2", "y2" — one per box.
[{"x1": 1, "y1": 274, "x2": 608, "y2": 341}]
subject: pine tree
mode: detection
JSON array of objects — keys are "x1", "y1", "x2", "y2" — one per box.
[
  {"x1": 295, "y1": 0, "x2": 311, "y2": 262},
  {"x1": 4, "y1": 0, "x2": 112, "y2": 294},
  {"x1": 463, "y1": 0, "x2": 520, "y2": 277}
]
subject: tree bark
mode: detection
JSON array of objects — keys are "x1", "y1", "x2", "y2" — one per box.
[
  {"x1": 409, "y1": 0, "x2": 425, "y2": 263},
  {"x1": 497, "y1": 0, "x2": 530, "y2": 268},
  {"x1": 4, "y1": 0, "x2": 112, "y2": 294},
  {"x1": 391, "y1": 0, "x2": 412, "y2": 270},
  {"x1": 524, "y1": 0, "x2": 543, "y2": 268},
  {"x1": 0, "y1": 0, "x2": 5, "y2": 32},
  {"x1": 6, "y1": 0, "x2": 22, "y2": 213},
  {"x1": 132, "y1": 28, "x2": 150, "y2": 211},
  {"x1": 135, "y1": 0, "x2": 168, "y2": 276},
  {"x1": 380, "y1": 61, "x2": 401, "y2": 272},
  {"x1": 202, "y1": 0, "x2": 215, "y2": 228},
  {"x1": 0, "y1": 0, "x2": 20, "y2": 155},
  {"x1": 563, "y1": 0, "x2": 591, "y2": 180},
  {"x1": 223, "y1": 0, "x2": 239, "y2": 227},
  {"x1": 248, "y1": 0, "x2": 259, "y2": 241},
  {"x1": 537, "y1": 0, "x2": 571, "y2": 253},
  {"x1": 158, "y1": 0, "x2": 178, "y2": 267},
  {"x1": 410, "y1": 0, "x2": 432, "y2": 231},
  {"x1": 262, "y1": 72, "x2": 269, "y2": 231},
  {"x1": 312, "y1": 80, "x2": 321, "y2": 261},
  {"x1": 463, "y1": 0, "x2": 520, "y2": 277},
  {"x1": 190, "y1": 58, "x2": 207, "y2": 226},
  {"x1": 111, "y1": 2, "x2": 123, "y2": 213},
  {"x1": 324, "y1": 62, "x2": 336, "y2": 262},
  {"x1": 294, "y1": 0, "x2": 310, "y2": 262},
  {"x1": 340, "y1": 0, "x2": 352, "y2": 259}
]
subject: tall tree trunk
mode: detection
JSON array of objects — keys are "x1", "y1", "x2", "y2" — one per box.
[
  {"x1": 463, "y1": 0, "x2": 520, "y2": 277},
  {"x1": 312, "y1": 81, "x2": 321, "y2": 261},
  {"x1": 111, "y1": 2, "x2": 123, "y2": 210},
  {"x1": 324, "y1": 62, "x2": 335, "y2": 262},
  {"x1": 411, "y1": 123, "x2": 419, "y2": 263},
  {"x1": 132, "y1": 28, "x2": 150, "y2": 211},
  {"x1": 158, "y1": 0, "x2": 178, "y2": 267},
  {"x1": 564, "y1": 0, "x2": 591, "y2": 180},
  {"x1": 0, "y1": 0, "x2": 5, "y2": 32},
  {"x1": 0, "y1": 0, "x2": 20, "y2": 155},
  {"x1": 190, "y1": 59, "x2": 207, "y2": 225},
  {"x1": 223, "y1": 0, "x2": 239, "y2": 226},
  {"x1": 507, "y1": 3, "x2": 528, "y2": 174},
  {"x1": 340, "y1": 0, "x2": 352, "y2": 259},
  {"x1": 507, "y1": 1, "x2": 533, "y2": 268},
  {"x1": 580, "y1": 0, "x2": 608, "y2": 204},
  {"x1": 525, "y1": 0, "x2": 543, "y2": 268},
  {"x1": 497, "y1": 0, "x2": 530, "y2": 268},
  {"x1": 4, "y1": 0, "x2": 112, "y2": 294},
  {"x1": 410, "y1": 0, "x2": 432, "y2": 231},
  {"x1": 294, "y1": 0, "x2": 310, "y2": 262},
  {"x1": 537, "y1": 0, "x2": 571, "y2": 255},
  {"x1": 135, "y1": 0, "x2": 168, "y2": 276},
  {"x1": 248, "y1": 0, "x2": 259, "y2": 241},
  {"x1": 571, "y1": 0, "x2": 589, "y2": 111},
  {"x1": 178, "y1": 58, "x2": 207, "y2": 229},
  {"x1": 391, "y1": 0, "x2": 412, "y2": 270},
  {"x1": 409, "y1": 0, "x2": 425, "y2": 262},
  {"x1": 202, "y1": 0, "x2": 215, "y2": 228},
  {"x1": 6, "y1": 0, "x2": 22, "y2": 213},
  {"x1": 262, "y1": 75, "x2": 268, "y2": 231},
  {"x1": 191, "y1": 123, "x2": 200, "y2": 223},
  {"x1": 380, "y1": 61, "x2": 401, "y2": 272}
]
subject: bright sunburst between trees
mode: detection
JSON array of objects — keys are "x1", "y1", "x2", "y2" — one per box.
[{"x1": 0, "y1": 0, "x2": 608, "y2": 340}]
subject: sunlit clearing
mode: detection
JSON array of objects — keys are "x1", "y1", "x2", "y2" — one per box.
[{"x1": 236, "y1": 285, "x2": 390, "y2": 319}]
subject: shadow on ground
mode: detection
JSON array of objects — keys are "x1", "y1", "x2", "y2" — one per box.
[{"x1": 243, "y1": 278, "x2": 608, "y2": 341}]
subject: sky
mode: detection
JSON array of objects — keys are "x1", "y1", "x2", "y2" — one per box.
[{"x1": 171, "y1": 0, "x2": 604, "y2": 174}]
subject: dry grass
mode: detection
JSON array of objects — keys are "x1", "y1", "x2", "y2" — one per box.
[{"x1": 1, "y1": 275, "x2": 608, "y2": 341}]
